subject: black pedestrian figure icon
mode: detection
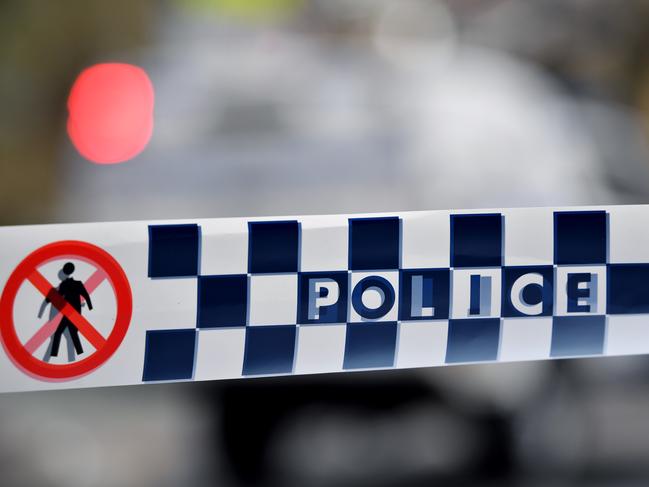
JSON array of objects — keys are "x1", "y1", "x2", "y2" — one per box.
[{"x1": 38, "y1": 262, "x2": 93, "y2": 358}]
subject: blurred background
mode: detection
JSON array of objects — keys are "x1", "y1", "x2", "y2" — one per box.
[{"x1": 2, "y1": 0, "x2": 649, "y2": 485}]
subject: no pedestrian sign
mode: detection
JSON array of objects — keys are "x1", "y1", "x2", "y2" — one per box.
[
  {"x1": 2, "y1": 205, "x2": 649, "y2": 393},
  {"x1": 0, "y1": 241, "x2": 131, "y2": 381}
]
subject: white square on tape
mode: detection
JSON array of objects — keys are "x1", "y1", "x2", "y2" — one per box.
[
  {"x1": 499, "y1": 317, "x2": 552, "y2": 361},
  {"x1": 396, "y1": 320, "x2": 448, "y2": 368},
  {"x1": 200, "y1": 218, "x2": 248, "y2": 275},
  {"x1": 294, "y1": 324, "x2": 346, "y2": 374},
  {"x1": 249, "y1": 274, "x2": 298, "y2": 325},
  {"x1": 194, "y1": 328, "x2": 246, "y2": 380},
  {"x1": 503, "y1": 208, "x2": 553, "y2": 266},
  {"x1": 133, "y1": 276, "x2": 197, "y2": 330},
  {"x1": 606, "y1": 315, "x2": 649, "y2": 356},
  {"x1": 300, "y1": 215, "x2": 349, "y2": 272},
  {"x1": 401, "y1": 212, "x2": 450, "y2": 269},
  {"x1": 609, "y1": 205, "x2": 649, "y2": 263}
]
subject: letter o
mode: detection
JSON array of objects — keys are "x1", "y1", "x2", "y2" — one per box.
[{"x1": 352, "y1": 276, "x2": 395, "y2": 319}]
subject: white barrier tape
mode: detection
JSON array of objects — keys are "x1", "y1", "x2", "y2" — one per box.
[{"x1": 1, "y1": 205, "x2": 649, "y2": 392}]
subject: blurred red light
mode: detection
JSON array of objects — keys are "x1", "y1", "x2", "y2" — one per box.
[{"x1": 67, "y1": 63, "x2": 154, "y2": 164}]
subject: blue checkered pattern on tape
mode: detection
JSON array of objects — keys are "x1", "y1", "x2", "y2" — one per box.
[{"x1": 141, "y1": 209, "x2": 649, "y2": 382}]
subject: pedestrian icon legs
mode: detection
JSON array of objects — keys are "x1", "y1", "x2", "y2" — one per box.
[{"x1": 50, "y1": 320, "x2": 84, "y2": 357}]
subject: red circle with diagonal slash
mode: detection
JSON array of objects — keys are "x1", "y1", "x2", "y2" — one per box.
[{"x1": 0, "y1": 241, "x2": 132, "y2": 381}]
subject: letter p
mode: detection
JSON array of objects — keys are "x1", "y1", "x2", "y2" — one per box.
[{"x1": 308, "y1": 278, "x2": 340, "y2": 320}]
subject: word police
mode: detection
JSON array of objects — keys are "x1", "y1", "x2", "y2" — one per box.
[{"x1": 301, "y1": 266, "x2": 600, "y2": 323}]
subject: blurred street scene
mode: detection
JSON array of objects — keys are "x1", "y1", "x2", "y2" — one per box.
[{"x1": 2, "y1": 0, "x2": 649, "y2": 485}]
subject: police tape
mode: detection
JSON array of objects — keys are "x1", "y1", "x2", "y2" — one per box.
[{"x1": 1, "y1": 205, "x2": 649, "y2": 392}]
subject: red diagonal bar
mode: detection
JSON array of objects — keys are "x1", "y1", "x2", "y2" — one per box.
[
  {"x1": 25, "y1": 314, "x2": 63, "y2": 355},
  {"x1": 24, "y1": 269, "x2": 106, "y2": 354},
  {"x1": 27, "y1": 270, "x2": 107, "y2": 351}
]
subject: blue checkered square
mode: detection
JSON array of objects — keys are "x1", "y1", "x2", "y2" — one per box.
[
  {"x1": 343, "y1": 322, "x2": 397, "y2": 369},
  {"x1": 551, "y1": 315, "x2": 605, "y2": 357},
  {"x1": 243, "y1": 325, "x2": 297, "y2": 375},
  {"x1": 143, "y1": 329, "x2": 196, "y2": 381},
  {"x1": 349, "y1": 217, "x2": 400, "y2": 270},
  {"x1": 197, "y1": 275, "x2": 247, "y2": 327},
  {"x1": 148, "y1": 224, "x2": 199, "y2": 278},
  {"x1": 451, "y1": 214, "x2": 502, "y2": 268},
  {"x1": 445, "y1": 318, "x2": 500, "y2": 363},
  {"x1": 248, "y1": 221, "x2": 299, "y2": 274},
  {"x1": 607, "y1": 264, "x2": 649, "y2": 314},
  {"x1": 554, "y1": 211, "x2": 607, "y2": 265}
]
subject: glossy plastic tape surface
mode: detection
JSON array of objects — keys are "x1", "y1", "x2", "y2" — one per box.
[{"x1": 2, "y1": 205, "x2": 649, "y2": 392}]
